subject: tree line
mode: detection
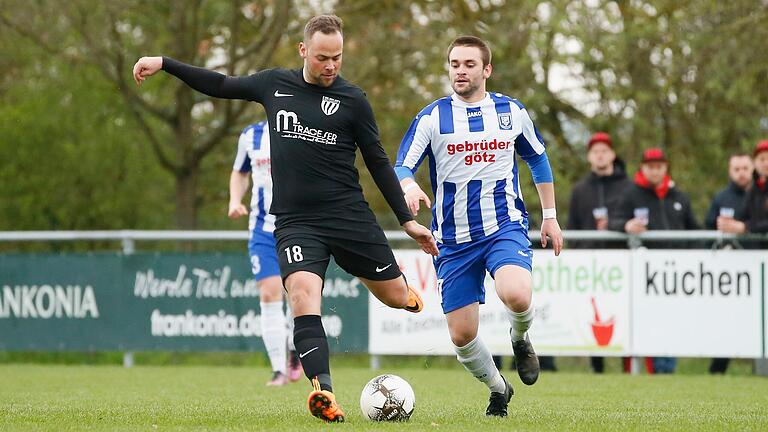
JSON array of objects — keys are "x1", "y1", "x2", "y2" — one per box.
[{"x1": 1, "y1": 0, "x2": 766, "y2": 237}]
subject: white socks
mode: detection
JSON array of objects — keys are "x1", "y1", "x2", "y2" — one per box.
[
  {"x1": 260, "y1": 300, "x2": 287, "y2": 374},
  {"x1": 454, "y1": 336, "x2": 506, "y2": 393},
  {"x1": 286, "y1": 302, "x2": 295, "y2": 351},
  {"x1": 507, "y1": 304, "x2": 534, "y2": 342}
]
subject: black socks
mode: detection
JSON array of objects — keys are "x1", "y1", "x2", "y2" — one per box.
[{"x1": 293, "y1": 314, "x2": 332, "y2": 392}]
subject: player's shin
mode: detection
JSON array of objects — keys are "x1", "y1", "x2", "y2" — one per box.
[
  {"x1": 507, "y1": 304, "x2": 534, "y2": 342},
  {"x1": 293, "y1": 314, "x2": 333, "y2": 392},
  {"x1": 454, "y1": 336, "x2": 507, "y2": 393}
]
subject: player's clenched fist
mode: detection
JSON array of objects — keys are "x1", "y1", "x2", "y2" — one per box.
[{"x1": 132, "y1": 56, "x2": 163, "y2": 85}]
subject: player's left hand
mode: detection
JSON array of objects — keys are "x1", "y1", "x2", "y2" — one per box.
[
  {"x1": 404, "y1": 184, "x2": 431, "y2": 216},
  {"x1": 540, "y1": 218, "x2": 563, "y2": 256},
  {"x1": 228, "y1": 202, "x2": 248, "y2": 219},
  {"x1": 403, "y1": 221, "x2": 439, "y2": 256}
]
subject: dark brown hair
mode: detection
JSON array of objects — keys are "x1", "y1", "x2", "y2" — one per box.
[
  {"x1": 447, "y1": 36, "x2": 492, "y2": 66},
  {"x1": 304, "y1": 15, "x2": 343, "y2": 41}
]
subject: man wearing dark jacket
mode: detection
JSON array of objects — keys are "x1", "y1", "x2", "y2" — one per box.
[
  {"x1": 743, "y1": 140, "x2": 768, "y2": 235},
  {"x1": 611, "y1": 148, "x2": 699, "y2": 374},
  {"x1": 567, "y1": 131, "x2": 632, "y2": 373},
  {"x1": 568, "y1": 132, "x2": 633, "y2": 239},
  {"x1": 705, "y1": 153, "x2": 753, "y2": 233},
  {"x1": 704, "y1": 152, "x2": 753, "y2": 374},
  {"x1": 611, "y1": 148, "x2": 699, "y2": 235}
]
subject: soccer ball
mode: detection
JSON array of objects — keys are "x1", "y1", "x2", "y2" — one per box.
[{"x1": 359, "y1": 374, "x2": 415, "y2": 421}]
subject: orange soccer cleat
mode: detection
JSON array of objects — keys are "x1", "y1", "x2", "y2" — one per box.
[
  {"x1": 403, "y1": 285, "x2": 423, "y2": 313},
  {"x1": 307, "y1": 379, "x2": 345, "y2": 422}
]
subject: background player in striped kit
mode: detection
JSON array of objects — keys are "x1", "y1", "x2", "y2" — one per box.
[
  {"x1": 395, "y1": 36, "x2": 563, "y2": 417},
  {"x1": 229, "y1": 121, "x2": 302, "y2": 386}
]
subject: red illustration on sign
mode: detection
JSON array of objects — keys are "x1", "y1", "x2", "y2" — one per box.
[{"x1": 590, "y1": 297, "x2": 614, "y2": 346}]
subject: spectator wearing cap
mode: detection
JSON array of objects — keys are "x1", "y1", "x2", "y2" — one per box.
[
  {"x1": 610, "y1": 148, "x2": 700, "y2": 374},
  {"x1": 743, "y1": 140, "x2": 768, "y2": 235},
  {"x1": 567, "y1": 131, "x2": 633, "y2": 374},
  {"x1": 611, "y1": 148, "x2": 699, "y2": 236},
  {"x1": 568, "y1": 132, "x2": 633, "y2": 237}
]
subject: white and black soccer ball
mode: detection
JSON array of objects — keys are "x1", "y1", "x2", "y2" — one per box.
[{"x1": 359, "y1": 374, "x2": 415, "y2": 421}]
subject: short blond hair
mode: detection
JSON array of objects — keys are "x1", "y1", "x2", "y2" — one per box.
[{"x1": 304, "y1": 15, "x2": 343, "y2": 41}]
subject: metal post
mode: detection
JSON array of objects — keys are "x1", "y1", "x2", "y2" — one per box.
[
  {"x1": 755, "y1": 359, "x2": 768, "y2": 376},
  {"x1": 121, "y1": 237, "x2": 135, "y2": 255},
  {"x1": 370, "y1": 354, "x2": 381, "y2": 370},
  {"x1": 123, "y1": 352, "x2": 134, "y2": 368},
  {"x1": 630, "y1": 357, "x2": 640, "y2": 375}
]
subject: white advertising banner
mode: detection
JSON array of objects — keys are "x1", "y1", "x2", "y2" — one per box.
[
  {"x1": 529, "y1": 251, "x2": 630, "y2": 356},
  {"x1": 631, "y1": 250, "x2": 766, "y2": 358},
  {"x1": 370, "y1": 250, "x2": 631, "y2": 356}
]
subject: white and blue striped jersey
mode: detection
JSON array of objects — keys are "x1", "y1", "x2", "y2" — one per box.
[
  {"x1": 395, "y1": 93, "x2": 553, "y2": 244},
  {"x1": 233, "y1": 121, "x2": 275, "y2": 234}
]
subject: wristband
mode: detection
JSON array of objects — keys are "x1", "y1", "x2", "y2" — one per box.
[
  {"x1": 402, "y1": 182, "x2": 419, "y2": 193},
  {"x1": 542, "y1": 208, "x2": 557, "y2": 220}
]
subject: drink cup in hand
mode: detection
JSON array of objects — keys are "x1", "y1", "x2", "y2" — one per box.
[
  {"x1": 719, "y1": 207, "x2": 735, "y2": 218},
  {"x1": 634, "y1": 207, "x2": 649, "y2": 226}
]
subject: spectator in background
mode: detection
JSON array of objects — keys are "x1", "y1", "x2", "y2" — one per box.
[
  {"x1": 704, "y1": 152, "x2": 753, "y2": 374},
  {"x1": 567, "y1": 131, "x2": 633, "y2": 374},
  {"x1": 705, "y1": 153, "x2": 753, "y2": 235},
  {"x1": 743, "y1": 140, "x2": 768, "y2": 236},
  {"x1": 611, "y1": 147, "x2": 699, "y2": 374}
]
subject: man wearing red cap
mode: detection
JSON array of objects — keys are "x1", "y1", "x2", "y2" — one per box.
[
  {"x1": 567, "y1": 131, "x2": 632, "y2": 374},
  {"x1": 743, "y1": 140, "x2": 768, "y2": 234},
  {"x1": 569, "y1": 132, "x2": 633, "y2": 234},
  {"x1": 611, "y1": 147, "x2": 699, "y2": 374},
  {"x1": 611, "y1": 148, "x2": 699, "y2": 235}
]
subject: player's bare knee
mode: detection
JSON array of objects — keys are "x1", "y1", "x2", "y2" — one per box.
[
  {"x1": 450, "y1": 330, "x2": 477, "y2": 347},
  {"x1": 259, "y1": 276, "x2": 283, "y2": 302},
  {"x1": 500, "y1": 288, "x2": 531, "y2": 312}
]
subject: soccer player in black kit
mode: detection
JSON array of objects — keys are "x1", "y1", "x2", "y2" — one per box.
[{"x1": 132, "y1": 15, "x2": 438, "y2": 423}]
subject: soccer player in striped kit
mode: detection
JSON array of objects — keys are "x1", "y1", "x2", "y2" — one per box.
[
  {"x1": 395, "y1": 36, "x2": 563, "y2": 417},
  {"x1": 229, "y1": 121, "x2": 302, "y2": 386}
]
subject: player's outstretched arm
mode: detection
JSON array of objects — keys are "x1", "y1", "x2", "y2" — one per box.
[
  {"x1": 535, "y1": 182, "x2": 563, "y2": 256},
  {"x1": 132, "y1": 56, "x2": 260, "y2": 100},
  {"x1": 403, "y1": 221, "x2": 438, "y2": 256}
]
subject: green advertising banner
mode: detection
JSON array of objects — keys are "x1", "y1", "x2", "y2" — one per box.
[{"x1": 0, "y1": 253, "x2": 367, "y2": 352}]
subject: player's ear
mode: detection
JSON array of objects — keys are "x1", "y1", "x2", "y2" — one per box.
[
  {"x1": 484, "y1": 63, "x2": 493, "y2": 79},
  {"x1": 298, "y1": 41, "x2": 307, "y2": 59}
]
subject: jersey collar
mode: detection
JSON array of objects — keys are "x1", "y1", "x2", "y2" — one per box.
[{"x1": 450, "y1": 92, "x2": 490, "y2": 107}]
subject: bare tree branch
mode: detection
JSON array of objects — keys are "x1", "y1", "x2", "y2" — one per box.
[
  {"x1": 105, "y1": 10, "x2": 177, "y2": 125},
  {"x1": 125, "y1": 101, "x2": 180, "y2": 174}
]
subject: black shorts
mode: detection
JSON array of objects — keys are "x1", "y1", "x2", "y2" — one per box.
[{"x1": 274, "y1": 221, "x2": 402, "y2": 283}]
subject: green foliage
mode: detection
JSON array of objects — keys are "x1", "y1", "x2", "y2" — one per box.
[
  {"x1": 0, "y1": 44, "x2": 171, "y2": 233},
  {"x1": 1, "y1": 1, "x2": 767, "y2": 234}
]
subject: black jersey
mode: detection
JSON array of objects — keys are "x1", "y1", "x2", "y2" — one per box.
[{"x1": 162, "y1": 58, "x2": 413, "y2": 227}]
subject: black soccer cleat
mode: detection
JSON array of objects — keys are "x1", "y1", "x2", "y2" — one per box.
[
  {"x1": 486, "y1": 375, "x2": 513, "y2": 417},
  {"x1": 512, "y1": 334, "x2": 540, "y2": 385}
]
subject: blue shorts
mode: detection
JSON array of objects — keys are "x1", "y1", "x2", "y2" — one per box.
[
  {"x1": 435, "y1": 222, "x2": 532, "y2": 314},
  {"x1": 247, "y1": 229, "x2": 281, "y2": 281}
]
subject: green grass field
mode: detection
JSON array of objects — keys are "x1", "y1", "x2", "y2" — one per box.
[{"x1": 1, "y1": 364, "x2": 767, "y2": 431}]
